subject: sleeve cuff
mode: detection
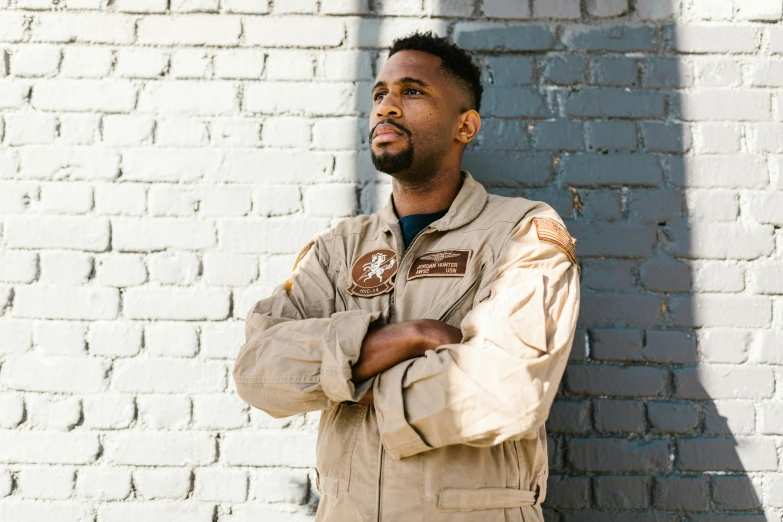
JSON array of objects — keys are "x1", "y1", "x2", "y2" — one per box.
[
  {"x1": 339, "y1": 375, "x2": 376, "y2": 406},
  {"x1": 373, "y1": 359, "x2": 432, "y2": 460},
  {"x1": 320, "y1": 310, "x2": 381, "y2": 403}
]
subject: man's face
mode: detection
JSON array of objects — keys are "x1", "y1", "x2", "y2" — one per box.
[{"x1": 369, "y1": 50, "x2": 467, "y2": 179}]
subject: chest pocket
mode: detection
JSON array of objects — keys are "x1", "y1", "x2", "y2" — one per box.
[
  {"x1": 437, "y1": 263, "x2": 485, "y2": 328},
  {"x1": 331, "y1": 261, "x2": 392, "y2": 321},
  {"x1": 426, "y1": 248, "x2": 492, "y2": 329}
]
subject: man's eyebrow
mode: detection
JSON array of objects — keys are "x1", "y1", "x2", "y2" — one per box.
[{"x1": 372, "y1": 77, "x2": 431, "y2": 91}]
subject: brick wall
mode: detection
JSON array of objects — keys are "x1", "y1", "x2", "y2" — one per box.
[{"x1": 0, "y1": 0, "x2": 781, "y2": 520}]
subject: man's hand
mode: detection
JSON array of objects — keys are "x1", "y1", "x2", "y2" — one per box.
[
  {"x1": 413, "y1": 319, "x2": 464, "y2": 353},
  {"x1": 351, "y1": 319, "x2": 462, "y2": 386},
  {"x1": 357, "y1": 386, "x2": 374, "y2": 405},
  {"x1": 352, "y1": 319, "x2": 462, "y2": 406}
]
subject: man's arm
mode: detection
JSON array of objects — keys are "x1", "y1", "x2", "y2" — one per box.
[
  {"x1": 232, "y1": 232, "x2": 462, "y2": 416},
  {"x1": 232, "y1": 237, "x2": 384, "y2": 417},
  {"x1": 371, "y1": 212, "x2": 581, "y2": 459},
  {"x1": 352, "y1": 320, "x2": 463, "y2": 405}
]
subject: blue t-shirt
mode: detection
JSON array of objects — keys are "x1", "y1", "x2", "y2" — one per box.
[{"x1": 399, "y1": 209, "x2": 449, "y2": 249}]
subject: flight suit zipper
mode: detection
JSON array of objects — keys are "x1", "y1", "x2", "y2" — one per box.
[
  {"x1": 387, "y1": 225, "x2": 432, "y2": 323},
  {"x1": 335, "y1": 284, "x2": 348, "y2": 311},
  {"x1": 378, "y1": 223, "x2": 433, "y2": 521},
  {"x1": 437, "y1": 263, "x2": 485, "y2": 323},
  {"x1": 377, "y1": 436, "x2": 384, "y2": 522}
]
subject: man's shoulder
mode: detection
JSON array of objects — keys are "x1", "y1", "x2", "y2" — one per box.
[
  {"x1": 477, "y1": 193, "x2": 567, "y2": 230},
  {"x1": 480, "y1": 193, "x2": 577, "y2": 267},
  {"x1": 330, "y1": 213, "x2": 384, "y2": 237},
  {"x1": 293, "y1": 213, "x2": 384, "y2": 267}
]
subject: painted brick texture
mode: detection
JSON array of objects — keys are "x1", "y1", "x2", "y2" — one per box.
[{"x1": 0, "y1": 1, "x2": 780, "y2": 521}]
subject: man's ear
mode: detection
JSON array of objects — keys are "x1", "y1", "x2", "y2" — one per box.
[{"x1": 456, "y1": 110, "x2": 481, "y2": 145}]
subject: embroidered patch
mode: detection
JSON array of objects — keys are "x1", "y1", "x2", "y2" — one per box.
[
  {"x1": 346, "y1": 249, "x2": 398, "y2": 297},
  {"x1": 533, "y1": 217, "x2": 577, "y2": 265},
  {"x1": 407, "y1": 249, "x2": 472, "y2": 280}
]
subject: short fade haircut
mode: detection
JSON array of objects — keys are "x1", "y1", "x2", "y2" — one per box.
[{"x1": 388, "y1": 30, "x2": 484, "y2": 114}]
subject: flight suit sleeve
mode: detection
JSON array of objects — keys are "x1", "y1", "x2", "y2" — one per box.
[
  {"x1": 232, "y1": 237, "x2": 380, "y2": 418},
  {"x1": 372, "y1": 214, "x2": 580, "y2": 459}
]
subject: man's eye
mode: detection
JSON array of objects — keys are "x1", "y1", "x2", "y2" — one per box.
[{"x1": 373, "y1": 89, "x2": 420, "y2": 101}]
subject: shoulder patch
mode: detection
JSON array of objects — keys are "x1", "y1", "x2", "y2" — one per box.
[
  {"x1": 532, "y1": 217, "x2": 577, "y2": 266},
  {"x1": 292, "y1": 239, "x2": 315, "y2": 272}
]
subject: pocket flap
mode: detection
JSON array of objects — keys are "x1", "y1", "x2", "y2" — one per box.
[
  {"x1": 508, "y1": 275, "x2": 548, "y2": 353},
  {"x1": 319, "y1": 475, "x2": 341, "y2": 498},
  {"x1": 437, "y1": 487, "x2": 537, "y2": 510}
]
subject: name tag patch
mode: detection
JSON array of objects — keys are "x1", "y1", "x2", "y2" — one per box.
[
  {"x1": 407, "y1": 249, "x2": 472, "y2": 280},
  {"x1": 346, "y1": 248, "x2": 398, "y2": 297}
]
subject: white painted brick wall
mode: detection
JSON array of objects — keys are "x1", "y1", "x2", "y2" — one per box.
[
  {"x1": 26, "y1": 394, "x2": 82, "y2": 430},
  {"x1": 76, "y1": 467, "x2": 132, "y2": 500},
  {"x1": 82, "y1": 393, "x2": 136, "y2": 429},
  {"x1": 0, "y1": 1, "x2": 781, "y2": 521},
  {"x1": 133, "y1": 468, "x2": 192, "y2": 499},
  {"x1": 195, "y1": 467, "x2": 248, "y2": 502},
  {"x1": 17, "y1": 466, "x2": 75, "y2": 499}
]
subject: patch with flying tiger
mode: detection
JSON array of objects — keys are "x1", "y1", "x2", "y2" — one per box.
[
  {"x1": 346, "y1": 248, "x2": 398, "y2": 297},
  {"x1": 407, "y1": 249, "x2": 472, "y2": 280}
]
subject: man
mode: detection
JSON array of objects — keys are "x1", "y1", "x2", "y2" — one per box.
[{"x1": 233, "y1": 31, "x2": 580, "y2": 522}]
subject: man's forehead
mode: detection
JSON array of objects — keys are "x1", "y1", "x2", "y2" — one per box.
[{"x1": 374, "y1": 50, "x2": 445, "y2": 86}]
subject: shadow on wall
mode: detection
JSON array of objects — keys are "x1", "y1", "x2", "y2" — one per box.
[
  {"x1": 457, "y1": 8, "x2": 770, "y2": 522},
  {"x1": 350, "y1": 1, "x2": 769, "y2": 519}
]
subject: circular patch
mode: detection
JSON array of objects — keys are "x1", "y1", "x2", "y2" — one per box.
[{"x1": 346, "y1": 249, "x2": 398, "y2": 297}]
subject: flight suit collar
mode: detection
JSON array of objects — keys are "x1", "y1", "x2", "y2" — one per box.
[{"x1": 378, "y1": 170, "x2": 489, "y2": 233}]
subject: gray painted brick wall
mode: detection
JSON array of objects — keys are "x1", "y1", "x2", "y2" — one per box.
[{"x1": 0, "y1": 0, "x2": 780, "y2": 521}]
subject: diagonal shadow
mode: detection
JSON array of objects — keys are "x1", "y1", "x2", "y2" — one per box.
[{"x1": 452, "y1": 2, "x2": 770, "y2": 521}]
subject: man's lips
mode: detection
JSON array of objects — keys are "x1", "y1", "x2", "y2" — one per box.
[
  {"x1": 373, "y1": 131, "x2": 404, "y2": 142},
  {"x1": 372, "y1": 123, "x2": 406, "y2": 143}
]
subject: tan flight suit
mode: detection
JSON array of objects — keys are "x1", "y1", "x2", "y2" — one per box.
[{"x1": 233, "y1": 171, "x2": 581, "y2": 521}]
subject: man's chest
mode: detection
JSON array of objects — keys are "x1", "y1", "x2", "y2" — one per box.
[{"x1": 327, "y1": 227, "x2": 501, "y2": 328}]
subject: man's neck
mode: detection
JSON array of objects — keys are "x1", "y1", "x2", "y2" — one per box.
[{"x1": 391, "y1": 168, "x2": 463, "y2": 218}]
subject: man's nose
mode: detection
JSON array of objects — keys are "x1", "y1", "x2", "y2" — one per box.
[{"x1": 375, "y1": 92, "x2": 401, "y2": 117}]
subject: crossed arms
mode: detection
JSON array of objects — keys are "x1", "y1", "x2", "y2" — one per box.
[
  {"x1": 351, "y1": 319, "x2": 462, "y2": 405},
  {"x1": 232, "y1": 215, "x2": 580, "y2": 459}
]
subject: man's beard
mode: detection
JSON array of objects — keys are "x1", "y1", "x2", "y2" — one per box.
[{"x1": 371, "y1": 140, "x2": 414, "y2": 174}]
